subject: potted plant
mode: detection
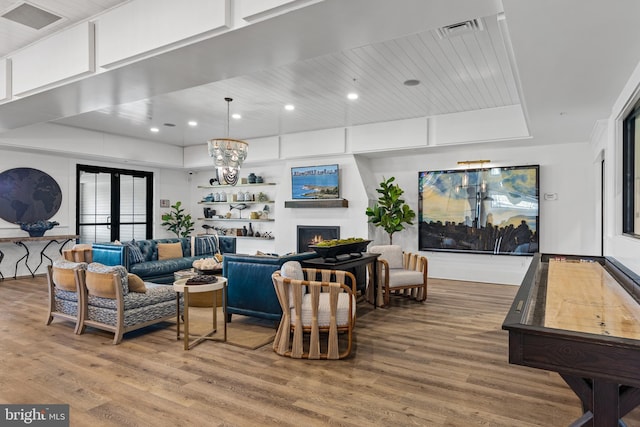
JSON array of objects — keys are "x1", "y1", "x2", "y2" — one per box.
[
  {"x1": 161, "y1": 201, "x2": 195, "y2": 238},
  {"x1": 365, "y1": 176, "x2": 415, "y2": 244}
]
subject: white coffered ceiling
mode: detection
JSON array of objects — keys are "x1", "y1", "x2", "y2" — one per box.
[{"x1": 1, "y1": 0, "x2": 640, "y2": 151}]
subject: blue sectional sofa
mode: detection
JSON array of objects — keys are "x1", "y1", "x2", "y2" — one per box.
[
  {"x1": 92, "y1": 236, "x2": 236, "y2": 284},
  {"x1": 222, "y1": 252, "x2": 318, "y2": 321}
]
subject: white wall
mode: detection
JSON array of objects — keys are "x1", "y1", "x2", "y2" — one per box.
[
  {"x1": 0, "y1": 149, "x2": 190, "y2": 278},
  {"x1": 365, "y1": 141, "x2": 597, "y2": 284},
  {"x1": 602, "y1": 58, "x2": 640, "y2": 274}
]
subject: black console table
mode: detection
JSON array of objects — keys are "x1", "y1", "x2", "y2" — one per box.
[
  {"x1": 301, "y1": 252, "x2": 381, "y2": 307},
  {"x1": 0, "y1": 235, "x2": 79, "y2": 280}
]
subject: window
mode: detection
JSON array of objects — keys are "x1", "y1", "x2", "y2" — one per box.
[
  {"x1": 76, "y1": 165, "x2": 153, "y2": 243},
  {"x1": 623, "y1": 100, "x2": 640, "y2": 237}
]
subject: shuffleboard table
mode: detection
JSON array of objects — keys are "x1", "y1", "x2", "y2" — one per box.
[{"x1": 502, "y1": 253, "x2": 640, "y2": 427}]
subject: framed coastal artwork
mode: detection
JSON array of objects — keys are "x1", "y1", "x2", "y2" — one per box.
[
  {"x1": 418, "y1": 165, "x2": 539, "y2": 255},
  {"x1": 291, "y1": 164, "x2": 340, "y2": 200}
]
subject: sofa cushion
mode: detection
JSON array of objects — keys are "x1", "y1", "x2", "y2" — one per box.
[
  {"x1": 128, "y1": 257, "x2": 199, "y2": 278},
  {"x1": 386, "y1": 269, "x2": 424, "y2": 288},
  {"x1": 158, "y1": 242, "x2": 183, "y2": 260},
  {"x1": 86, "y1": 283, "x2": 180, "y2": 328},
  {"x1": 127, "y1": 273, "x2": 147, "y2": 293},
  {"x1": 292, "y1": 293, "x2": 355, "y2": 327},
  {"x1": 87, "y1": 263, "x2": 129, "y2": 298},
  {"x1": 87, "y1": 283, "x2": 177, "y2": 310}
]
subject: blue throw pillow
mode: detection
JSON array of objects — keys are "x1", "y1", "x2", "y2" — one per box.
[
  {"x1": 124, "y1": 240, "x2": 145, "y2": 264},
  {"x1": 194, "y1": 235, "x2": 219, "y2": 256}
]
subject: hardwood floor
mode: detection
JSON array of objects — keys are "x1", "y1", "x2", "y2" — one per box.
[{"x1": 2, "y1": 275, "x2": 639, "y2": 426}]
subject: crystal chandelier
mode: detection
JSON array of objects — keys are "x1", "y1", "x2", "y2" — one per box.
[{"x1": 207, "y1": 97, "x2": 248, "y2": 185}]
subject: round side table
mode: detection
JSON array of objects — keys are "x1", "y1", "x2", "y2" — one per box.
[
  {"x1": 174, "y1": 269, "x2": 220, "y2": 307},
  {"x1": 173, "y1": 277, "x2": 227, "y2": 350}
]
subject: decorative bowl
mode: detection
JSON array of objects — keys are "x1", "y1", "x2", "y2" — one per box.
[
  {"x1": 19, "y1": 220, "x2": 59, "y2": 237},
  {"x1": 309, "y1": 239, "x2": 372, "y2": 261}
]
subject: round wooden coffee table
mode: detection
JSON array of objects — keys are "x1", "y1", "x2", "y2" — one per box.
[
  {"x1": 174, "y1": 269, "x2": 221, "y2": 307},
  {"x1": 173, "y1": 277, "x2": 227, "y2": 350}
]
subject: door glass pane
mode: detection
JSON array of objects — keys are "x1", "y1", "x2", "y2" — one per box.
[
  {"x1": 119, "y1": 224, "x2": 147, "y2": 241},
  {"x1": 119, "y1": 175, "x2": 147, "y2": 241},
  {"x1": 79, "y1": 225, "x2": 111, "y2": 244},
  {"x1": 79, "y1": 171, "x2": 111, "y2": 243}
]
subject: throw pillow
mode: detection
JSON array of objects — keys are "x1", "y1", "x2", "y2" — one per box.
[
  {"x1": 127, "y1": 273, "x2": 147, "y2": 293},
  {"x1": 51, "y1": 259, "x2": 87, "y2": 291},
  {"x1": 281, "y1": 261, "x2": 304, "y2": 280},
  {"x1": 158, "y1": 242, "x2": 183, "y2": 260},
  {"x1": 85, "y1": 271, "x2": 119, "y2": 299},
  {"x1": 372, "y1": 245, "x2": 404, "y2": 269},
  {"x1": 192, "y1": 235, "x2": 219, "y2": 256},
  {"x1": 86, "y1": 263, "x2": 129, "y2": 298},
  {"x1": 281, "y1": 261, "x2": 305, "y2": 308},
  {"x1": 123, "y1": 240, "x2": 145, "y2": 264}
]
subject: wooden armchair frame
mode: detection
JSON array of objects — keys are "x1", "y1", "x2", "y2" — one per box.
[
  {"x1": 45, "y1": 264, "x2": 84, "y2": 333},
  {"x1": 272, "y1": 268, "x2": 357, "y2": 360},
  {"x1": 371, "y1": 250, "x2": 428, "y2": 307}
]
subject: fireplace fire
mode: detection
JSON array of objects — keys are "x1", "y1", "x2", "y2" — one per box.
[{"x1": 297, "y1": 225, "x2": 340, "y2": 253}]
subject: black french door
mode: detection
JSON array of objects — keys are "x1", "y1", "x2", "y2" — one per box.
[{"x1": 76, "y1": 165, "x2": 153, "y2": 243}]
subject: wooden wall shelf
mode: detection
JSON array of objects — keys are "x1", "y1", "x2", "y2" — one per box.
[{"x1": 284, "y1": 199, "x2": 349, "y2": 208}]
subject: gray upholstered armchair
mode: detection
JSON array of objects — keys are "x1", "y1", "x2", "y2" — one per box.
[
  {"x1": 75, "y1": 263, "x2": 182, "y2": 344},
  {"x1": 369, "y1": 245, "x2": 428, "y2": 307}
]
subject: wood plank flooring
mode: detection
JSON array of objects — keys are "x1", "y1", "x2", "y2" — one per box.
[{"x1": 2, "y1": 275, "x2": 639, "y2": 426}]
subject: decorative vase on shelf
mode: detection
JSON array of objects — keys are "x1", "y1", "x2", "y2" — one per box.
[
  {"x1": 248, "y1": 173, "x2": 257, "y2": 184},
  {"x1": 242, "y1": 225, "x2": 248, "y2": 236},
  {"x1": 248, "y1": 222, "x2": 254, "y2": 237}
]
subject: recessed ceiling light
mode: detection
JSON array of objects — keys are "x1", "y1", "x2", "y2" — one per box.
[
  {"x1": 284, "y1": 104, "x2": 295, "y2": 111},
  {"x1": 232, "y1": 113, "x2": 242, "y2": 119},
  {"x1": 347, "y1": 92, "x2": 359, "y2": 100},
  {"x1": 150, "y1": 127, "x2": 159, "y2": 133},
  {"x1": 404, "y1": 79, "x2": 421, "y2": 86},
  {"x1": 188, "y1": 120, "x2": 198, "y2": 127}
]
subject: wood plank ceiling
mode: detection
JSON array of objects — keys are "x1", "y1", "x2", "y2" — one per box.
[
  {"x1": 52, "y1": 12, "x2": 520, "y2": 145},
  {"x1": 0, "y1": 2, "x2": 520, "y2": 147}
]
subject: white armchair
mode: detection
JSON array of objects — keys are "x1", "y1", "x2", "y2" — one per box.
[{"x1": 369, "y1": 245, "x2": 428, "y2": 307}]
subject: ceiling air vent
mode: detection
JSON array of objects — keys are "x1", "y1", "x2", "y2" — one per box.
[
  {"x1": 436, "y1": 18, "x2": 484, "y2": 39},
  {"x1": 1, "y1": 2, "x2": 62, "y2": 30}
]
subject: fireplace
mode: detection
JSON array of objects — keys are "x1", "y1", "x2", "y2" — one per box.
[{"x1": 297, "y1": 225, "x2": 340, "y2": 253}]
